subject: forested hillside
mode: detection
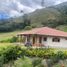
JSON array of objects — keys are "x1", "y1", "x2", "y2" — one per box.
[{"x1": 0, "y1": 2, "x2": 67, "y2": 32}]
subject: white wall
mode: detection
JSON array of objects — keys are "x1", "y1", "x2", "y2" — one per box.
[{"x1": 42, "y1": 36, "x2": 67, "y2": 48}]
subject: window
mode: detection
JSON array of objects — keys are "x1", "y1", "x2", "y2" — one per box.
[
  {"x1": 65, "y1": 38, "x2": 67, "y2": 40},
  {"x1": 43, "y1": 37, "x2": 47, "y2": 41},
  {"x1": 52, "y1": 37, "x2": 60, "y2": 42}
]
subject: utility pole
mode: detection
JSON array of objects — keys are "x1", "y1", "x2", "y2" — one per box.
[{"x1": 41, "y1": 0, "x2": 45, "y2": 7}]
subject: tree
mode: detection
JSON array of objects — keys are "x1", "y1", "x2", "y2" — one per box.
[{"x1": 23, "y1": 14, "x2": 31, "y2": 28}]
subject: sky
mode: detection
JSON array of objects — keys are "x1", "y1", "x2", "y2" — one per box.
[{"x1": 0, "y1": 0, "x2": 67, "y2": 19}]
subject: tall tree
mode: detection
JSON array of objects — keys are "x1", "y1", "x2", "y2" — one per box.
[{"x1": 23, "y1": 14, "x2": 31, "y2": 28}]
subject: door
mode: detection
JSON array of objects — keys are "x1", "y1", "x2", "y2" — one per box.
[
  {"x1": 33, "y1": 37, "x2": 36, "y2": 44},
  {"x1": 39, "y1": 37, "x2": 42, "y2": 43}
]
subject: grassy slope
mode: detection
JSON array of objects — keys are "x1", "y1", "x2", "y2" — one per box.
[
  {"x1": 11, "y1": 6, "x2": 63, "y2": 27},
  {"x1": 29, "y1": 8, "x2": 62, "y2": 26},
  {"x1": 0, "y1": 30, "x2": 23, "y2": 41},
  {"x1": 56, "y1": 25, "x2": 67, "y2": 32}
]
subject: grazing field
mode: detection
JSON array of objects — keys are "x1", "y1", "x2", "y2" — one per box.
[{"x1": 0, "y1": 31, "x2": 22, "y2": 41}]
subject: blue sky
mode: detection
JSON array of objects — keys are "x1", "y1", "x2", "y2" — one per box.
[
  {"x1": 0, "y1": 0, "x2": 67, "y2": 19},
  {"x1": 0, "y1": 12, "x2": 9, "y2": 20}
]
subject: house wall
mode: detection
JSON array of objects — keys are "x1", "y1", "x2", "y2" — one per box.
[
  {"x1": 42, "y1": 36, "x2": 67, "y2": 48},
  {"x1": 23, "y1": 35, "x2": 67, "y2": 48}
]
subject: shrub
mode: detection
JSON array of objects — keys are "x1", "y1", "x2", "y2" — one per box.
[
  {"x1": 2, "y1": 45, "x2": 21, "y2": 63},
  {"x1": 0, "y1": 55, "x2": 4, "y2": 67},
  {"x1": 1, "y1": 46, "x2": 67, "y2": 66},
  {"x1": 9, "y1": 36, "x2": 18, "y2": 43},
  {"x1": 24, "y1": 26, "x2": 32, "y2": 30},
  {"x1": 32, "y1": 58, "x2": 42, "y2": 67},
  {"x1": 14, "y1": 57, "x2": 33, "y2": 67}
]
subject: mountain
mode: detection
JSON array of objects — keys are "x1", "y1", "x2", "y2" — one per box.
[
  {"x1": 0, "y1": 2, "x2": 67, "y2": 32},
  {"x1": 28, "y1": 2, "x2": 67, "y2": 27},
  {"x1": 12, "y1": 2, "x2": 67, "y2": 27}
]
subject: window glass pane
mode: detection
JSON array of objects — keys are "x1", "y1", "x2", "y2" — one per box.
[
  {"x1": 43, "y1": 37, "x2": 47, "y2": 41},
  {"x1": 52, "y1": 38, "x2": 60, "y2": 42}
]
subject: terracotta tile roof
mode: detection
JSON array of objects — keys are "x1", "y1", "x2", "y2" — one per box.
[{"x1": 18, "y1": 27, "x2": 67, "y2": 37}]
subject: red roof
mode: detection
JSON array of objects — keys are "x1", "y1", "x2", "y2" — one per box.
[{"x1": 19, "y1": 27, "x2": 67, "y2": 37}]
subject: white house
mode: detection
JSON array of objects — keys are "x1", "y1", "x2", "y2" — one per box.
[{"x1": 18, "y1": 27, "x2": 67, "y2": 48}]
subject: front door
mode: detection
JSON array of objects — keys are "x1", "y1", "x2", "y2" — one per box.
[
  {"x1": 39, "y1": 37, "x2": 42, "y2": 43},
  {"x1": 33, "y1": 37, "x2": 36, "y2": 44}
]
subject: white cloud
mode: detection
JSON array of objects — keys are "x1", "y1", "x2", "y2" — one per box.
[
  {"x1": 9, "y1": 10, "x2": 21, "y2": 17},
  {"x1": 16, "y1": 2, "x2": 35, "y2": 13},
  {"x1": 55, "y1": 1, "x2": 62, "y2": 5}
]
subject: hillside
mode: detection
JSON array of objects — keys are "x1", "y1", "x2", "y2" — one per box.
[
  {"x1": 28, "y1": 2, "x2": 67, "y2": 27},
  {"x1": 0, "y1": 2, "x2": 67, "y2": 32}
]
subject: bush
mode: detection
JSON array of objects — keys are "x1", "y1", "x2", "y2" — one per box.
[
  {"x1": 24, "y1": 26, "x2": 32, "y2": 30},
  {"x1": 9, "y1": 36, "x2": 18, "y2": 43},
  {"x1": 0, "y1": 45, "x2": 22, "y2": 63},
  {"x1": 0, "y1": 55, "x2": 4, "y2": 67},
  {"x1": 32, "y1": 58, "x2": 42, "y2": 67},
  {"x1": 14, "y1": 57, "x2": 33, "y2": 67}
]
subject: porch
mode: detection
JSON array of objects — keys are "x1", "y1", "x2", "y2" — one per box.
[{"x1": 17, "y1": 34, "x2": 47, "y2": 47}]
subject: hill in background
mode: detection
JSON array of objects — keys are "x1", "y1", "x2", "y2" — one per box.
[{"x1": 0, "y1": 2, "x2": 67, "y2": 32}]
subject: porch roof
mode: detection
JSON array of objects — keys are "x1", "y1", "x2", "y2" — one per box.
[{"x1": 18, "y1": 27, "x2": 67, "y2": 38}]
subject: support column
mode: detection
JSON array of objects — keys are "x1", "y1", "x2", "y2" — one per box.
[{"x1": 24, "y1": 35, "x2": 27, "y2": 43}]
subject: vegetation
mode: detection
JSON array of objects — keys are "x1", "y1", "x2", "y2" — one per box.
[
  {"x1": 0, "y1": 1, "x2": 67, "y2": 67},
  {"x1": 0, "y1": 44, "x2": 67, "y2": 61},
  {"x1": 0, "y1": 44, "x2": 67, "y2": 67}
]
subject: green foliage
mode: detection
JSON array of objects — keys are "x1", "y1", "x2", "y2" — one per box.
[
  {"x1": 0, "y1": 45, "x2": 22, "y2": 64},
  {"x1": 9, "y1": 36, "x2": 18, "y2": 43},
  {"x1": 23, "y1": 14, "x2": 31, "y2": 28},
  {"x1": 14, "y1": 57, "x2": 33, "y2": 67},
  {"x1": 32, "y1": 58, "x2": 42, "y2": 67},
  {"x1": 25, "y1": 48, "x2": 54, "y2": 58},
  {"x1": 24, "y1": 26, "x2": 32, "y2": 30},
  {"x1": 56, "y1": 25, "x2": 67, "y2": 32},
  {"x1": 2, "y1": 46, "x2": 21, "y2": 63},
  {"x1": 1, "y1": 45, "x2": 67, "y2": 66},
  {"x1": 0, "y1": 55, "x2": 4, "y2": 67}
]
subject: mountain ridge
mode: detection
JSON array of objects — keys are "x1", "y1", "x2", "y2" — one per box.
[{"x1": 0, "y1": 2, "x2": 67, "y2": 32}]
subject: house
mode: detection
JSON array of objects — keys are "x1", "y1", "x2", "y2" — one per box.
[{"x1": 17, "y1": 27, "x2": 67, "y2": 48}]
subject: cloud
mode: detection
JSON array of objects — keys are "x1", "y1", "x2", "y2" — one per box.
[{"x1": 55, "y1": 1, "x2": 62, "y2": 5}]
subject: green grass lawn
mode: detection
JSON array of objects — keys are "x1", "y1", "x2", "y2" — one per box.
[
  {"x1": 56, "y1": 25, "x2": 67, "y2": 32},
  {"x1": 0, "y1": 30, "x2": 23, "y2": 41}
]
